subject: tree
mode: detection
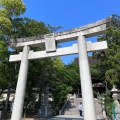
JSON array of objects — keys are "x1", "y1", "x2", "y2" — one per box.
[
  {"x1": 0, "y1": 0, "x2": 26, "y2": 119},
  {"x1": 50, "y1": 57, "x2": 72, "y2": 113},
  {"x1": 9, "y1": 17, "x2": 53, "y2": 115},
  {"x1": 93, "y1": 14, "x2": 120, "y2": 88},
  {"x1": 90, "y1": 64, "x2": 102, "y2": 81},
  {"x1": 0, "y1": 0, "x2": 26, "y2": 34},
  {"x1": 99, "y1": 93, "x2": 114, "y2": 119},
  {"x1": 11, "y1": 17, "x2": 50, "y2": 38},
  {"x1": 63, "y1": 61, "x2": 80, "y2": 89},
  {"x1": 9, "y1": 17, "x2": 66, "y2": 115},
  {"x1": 0, "y1": 4, "x2": 74, "y2": 116},
  {"x1": 0, "y1": 0, "x2": 26, "y2": 91}
]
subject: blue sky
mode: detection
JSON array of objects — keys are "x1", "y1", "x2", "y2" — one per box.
[{"x1": 21, "y1": 0, "x2": 120, "y2": 64}]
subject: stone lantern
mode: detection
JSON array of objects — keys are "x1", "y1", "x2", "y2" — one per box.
[
  {"x1": 110, "y1": 85, "x2": 120, "y2": 120},
  {"x1": 110, "y1": 85, "x2": 119, "y2": 105}
]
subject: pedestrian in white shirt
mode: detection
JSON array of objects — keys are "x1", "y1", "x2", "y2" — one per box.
[{"x1": 78, "y1": 102, "x2": 83, "y2": 117}]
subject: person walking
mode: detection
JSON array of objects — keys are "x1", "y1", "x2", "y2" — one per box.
[{"x1": 78, "y1": 102, "x2": 83, "y2": 117}]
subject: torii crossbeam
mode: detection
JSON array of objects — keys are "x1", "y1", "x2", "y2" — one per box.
[{"x1": 9, "y1": 16, "x2": 112, "y2": 120}]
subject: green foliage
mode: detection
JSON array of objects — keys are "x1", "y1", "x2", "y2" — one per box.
[
  {"x1": 90, "y1": 64, "x2": 102, "y2": 81},
  {"x1": 55, "y1": 84, "x2": 72, "y2": 101},
  {"x1": 93, "y1": 25, "x2": 120, "y2": 86},
  {"x1": 0, "y1": 62, "x2": 8, "y2": 87},
  {"x1": 0, "y1": 41, "x2": 8, "y2": 60},
  {"x1": 11, "y1": 18, "x2": 49, "y2": 38},
  {"x1": 53, "y1": 57, "x2": 64, "y2": 70},
  {"x1": 52, "y1": 83, "x2": 72, "y2": 111},
  {"x1": 0, "y1": 8, "x2": 8, "y2": 17},
  {"x1": 0, "y1": 0, "x2": 26, "y2": 16},
  {"x1": 0, "y1": 16, "x2": 11, "y2": 33},
  {"x1": 10, "y1": 17, "x2": 66, "y2": 112},
  {"x1": 47, "y1": 24, "x2": 63, "y2": 32},
  {"x1": 99, "y1": 93, "x2": 114, "y2": 118},
  {"x1": 105, "y1": 69, "x2": 119, "y2": 85},
  {"x1": 0, "y1": 0, "x2": 26, "y2": 86},
  {"x1": 0, "y1": 0, "x2": 69, "y2": 116},
  {"x1": 63, "y1": 62, "x2": 80, "y2": 88},
  {"x1": 110, "y1": 14, "x2": 120, "y2": 28},
  {"x1": 0, "y1": 1, "x2": 76, "y2": 113},
  {"x1": 0, "y1": 40, "x2": 12, "y2": 90},
  {"x1": 0, "y1": 0, "x2": 26, "y2": 33}
]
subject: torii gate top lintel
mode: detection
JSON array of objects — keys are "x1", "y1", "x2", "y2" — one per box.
[{"x1": 9, "y1": 16, "x2": 112, "y2": 49}]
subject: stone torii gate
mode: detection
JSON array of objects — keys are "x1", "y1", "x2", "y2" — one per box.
[{"x1": 9, "y1": 16, "x2": 112, "y2": 120}]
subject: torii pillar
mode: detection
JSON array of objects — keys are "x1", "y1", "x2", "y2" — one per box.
[
  {"x1": 78, "y1": 35, "x2": 96, "y2": 120},
  {"x1": 11, "y1": 46, "x2": 30, "y2": 120},
  {"x1": 9, "y1": 16, "x2": 112, "y2": 120}
]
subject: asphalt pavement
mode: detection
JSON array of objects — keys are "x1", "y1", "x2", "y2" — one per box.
[{"x1": 47, "y1": 115, "x2": 84, "y2": 120}]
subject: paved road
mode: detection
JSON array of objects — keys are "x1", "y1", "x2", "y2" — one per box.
[
  {"x1": 5, "y1": 115, "x2": 83, "y2": 120},
  {"x1": 6, "y1": 115, "x2": 105, "y2": 120},
  {"x1": 46, "y1": 115, "x2": 105, "y2": 120},
  {"x1": 47, "y1": 115, "x2": 84, "y2": 120}
]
